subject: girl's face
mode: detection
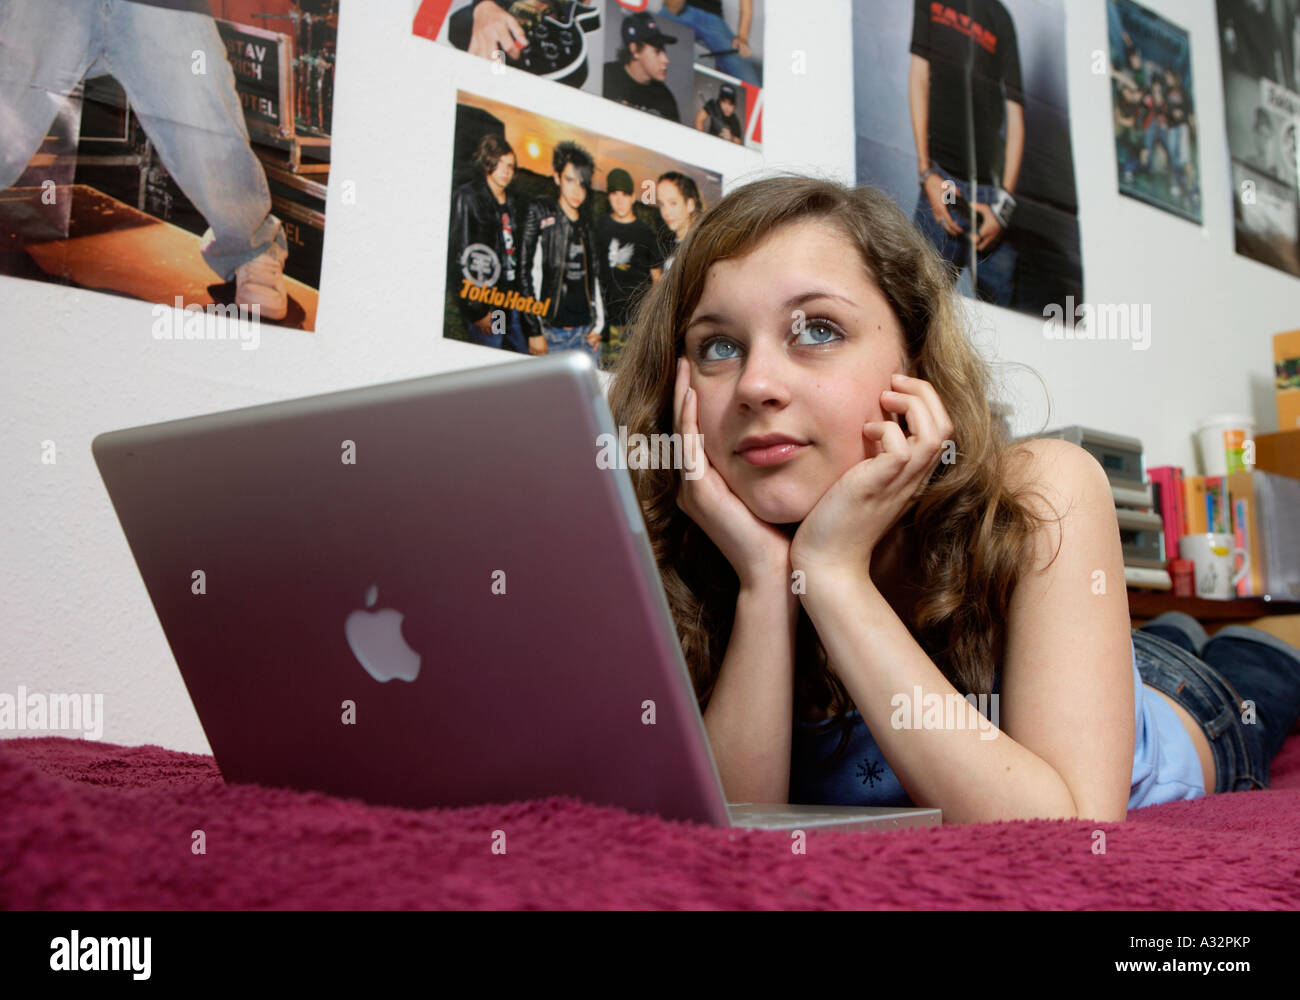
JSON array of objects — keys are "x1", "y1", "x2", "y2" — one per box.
[
  {"x1": 657, "y1": 180, "x2": 695, "y2": 233},
  {"x1": 681, "y1": 218, "x2": 909, "y2": 525}
]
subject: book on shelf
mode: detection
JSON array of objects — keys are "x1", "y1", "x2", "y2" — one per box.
[
  {"x1": 1147, "y1": 465, "x2": 1184, "y2": 561},
  {"x1": 1143, "y1": 467, "x2": 1280, "y2": 598},
  {"x1": 1181, "y1": 474, "x2": 1208, "y2": 534},
  {"x1": 1204, "y1": 476, "x2": 1231, "y2": 535},
  {"x1": 1227, "y1": 471, "x2": 1266, "y2": 596}
]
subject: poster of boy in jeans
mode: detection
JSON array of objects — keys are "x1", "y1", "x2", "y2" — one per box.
[
  {"x1": 852, "y1": 0, "x2": 1083, "y2": 316},
  {"x1": 0, "y1": 0, "x2": 339, "y2": 332}
]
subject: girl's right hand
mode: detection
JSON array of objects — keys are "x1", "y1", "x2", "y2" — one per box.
[{"x1": 672, "y1": 357, "x2": 794, "y2": 590}]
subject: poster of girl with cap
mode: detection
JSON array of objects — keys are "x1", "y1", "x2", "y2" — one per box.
[{"x1": 412, "y1": 1, "x2": 764, "y2": 148}]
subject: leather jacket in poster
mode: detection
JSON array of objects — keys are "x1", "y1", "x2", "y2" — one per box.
[
  {"x1": 519, "y1": 196, "x2": 603, "y2": 338},
  {"x1": 448, "y1": 174, "x2": 521, "y2": 325}
]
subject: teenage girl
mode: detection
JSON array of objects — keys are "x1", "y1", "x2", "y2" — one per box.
[{"x1": 608, "y1": 175, "x2": 1300, "y2": 825}]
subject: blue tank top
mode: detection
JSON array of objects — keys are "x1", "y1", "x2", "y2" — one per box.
[{"x1": 789, "y1": 635, "x2": 1206, "y2": 811}]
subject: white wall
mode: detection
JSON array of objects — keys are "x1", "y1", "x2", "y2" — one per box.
[{"x1": 1, "y1": 0, "x2": 1296, "y2": 754}]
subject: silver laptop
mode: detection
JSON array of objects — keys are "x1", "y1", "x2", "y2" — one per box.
[{"x1": 92, "y1": 352, "x2": 938, "y2": 834}]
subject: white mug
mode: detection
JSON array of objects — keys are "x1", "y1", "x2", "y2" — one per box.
[{"x1": 1178, "y1": 532, "x2": 1250, "y2": 600}]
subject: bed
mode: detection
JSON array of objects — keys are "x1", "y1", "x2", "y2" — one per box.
[{"x1": 3, "y1": 732, "x2": 1298, "y2": 909}]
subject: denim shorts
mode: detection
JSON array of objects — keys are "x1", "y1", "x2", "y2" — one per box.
[{"x1": 1133, "y1": 612, "x2": 1300, "y2": 793}]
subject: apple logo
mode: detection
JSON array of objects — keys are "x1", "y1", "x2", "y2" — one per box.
[{"x1": 345, "y1": 584, "x2": 421, "y2": 683}]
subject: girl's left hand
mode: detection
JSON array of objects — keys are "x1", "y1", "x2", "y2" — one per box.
[{"x1": 789, "y1": 373, "x2": 955, "y2": 581}]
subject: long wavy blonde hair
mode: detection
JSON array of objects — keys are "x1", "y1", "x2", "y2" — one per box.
[{"x1": 608, "y1": 175, "x2": 1056, "y2": 739}]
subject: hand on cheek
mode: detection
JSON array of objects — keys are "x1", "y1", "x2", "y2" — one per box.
[
  {"x1": 863, "y1": 397, "x2": 904, "y2": 460},
  {"x1": 790, "y1": 374, "x2": 952, "y2": 581}
]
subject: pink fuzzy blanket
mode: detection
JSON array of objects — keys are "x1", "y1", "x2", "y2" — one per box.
[{"x1": 3, "y1": 734, "x2": 1299, "y2": 909}]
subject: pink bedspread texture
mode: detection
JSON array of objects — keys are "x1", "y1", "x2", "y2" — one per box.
[{"x1": 3, "y1": 734, "x2": 1299, "y2": 909}]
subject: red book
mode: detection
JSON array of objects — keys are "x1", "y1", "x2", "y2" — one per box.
[{"x1": 1148, "y1": 466, "x2": 1185, "y2": 560}]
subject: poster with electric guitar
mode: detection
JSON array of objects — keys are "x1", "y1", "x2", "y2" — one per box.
[{"x1": 413, "y1": 1, "x2": 764, "y2": 149}]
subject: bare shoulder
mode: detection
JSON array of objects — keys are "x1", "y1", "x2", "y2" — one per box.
[
  {"x1": 1001, "y1": 437, "x2": 1114, "y2": 570},
  {"x1": 1003, "y1": 437, "x2": 1109, "y2": 504}
]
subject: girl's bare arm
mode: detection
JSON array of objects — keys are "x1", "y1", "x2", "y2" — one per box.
[
  {"x1": 701, "y1": 578, "x2": 800, "y2": 803},
  {"x1": 798, "y1": 439, "x2": 1132, "y2": 825}
]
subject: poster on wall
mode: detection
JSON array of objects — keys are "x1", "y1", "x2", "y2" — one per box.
[
  {"x1": 1107, "y1": 0, "x2": 1201, "y2": 224},
  {"x1": 1216, "y1": 0, "x2": 1300, "y2": 278},
  {"x1": 445, "y1": 90, "x2": 722, "y2": 370},
  {"x1": 0, "y1": 0, "x2": 338, "y2": 333},
  {"x1": 852, "y1": 0, "x2": 1083, "y2": 317},
  {"x1": 413, "y1": 1, "x2": 764, "y2": 148}
]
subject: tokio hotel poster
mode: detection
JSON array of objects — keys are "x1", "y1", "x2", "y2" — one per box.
[{"x1": 444, "y1": 91, "x2": 721, "y2": 371}]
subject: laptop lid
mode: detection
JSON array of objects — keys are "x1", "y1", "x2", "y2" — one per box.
[{"x1": 92, "y1": 353, "x2": 731, "y2": 827}]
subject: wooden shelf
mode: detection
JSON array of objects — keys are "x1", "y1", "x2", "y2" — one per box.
[{"x1": 1127, "y1": 589, "x2": 1300, "y2": 622}]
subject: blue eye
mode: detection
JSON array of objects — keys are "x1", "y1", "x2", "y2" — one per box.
[
  {"x1": 700, "y1": 337, "x2": 739, "y2": 361},
  {"x1": 695, "y1": 319, "x2": 844, "y2": 360},
  {"x1": 796, "y1": 320, "x2": 844, "y2": 346}
]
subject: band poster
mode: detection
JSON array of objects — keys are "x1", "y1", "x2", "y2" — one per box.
[
  {"x1": 852, "y1": 0, "x2": 1083, "y2": 317},
  {"x1": 0, "y1": 0, "x2": 339, "y2": 332},
  {"x1": 414, "y1": 1, "x2": 764, "y2": 149},
  {"x1": 445, "y1": 91, "x2": 722, "y2": 369},
  {"x1": 1216, "y1": 0, "x2": 1300, "y2": 278},
  {"x1": 1107, "y1": 0, "x2": 1202, "y2": 225}
]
